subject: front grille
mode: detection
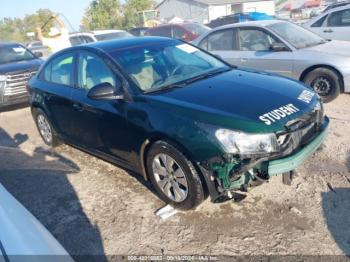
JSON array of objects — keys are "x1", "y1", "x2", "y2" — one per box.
[
  {"x1": 3, "y1": 70, "x2": 37, "y2": 96},
  {"x1": 277, "y1": 102, "x2": 324, "y2": 156}
]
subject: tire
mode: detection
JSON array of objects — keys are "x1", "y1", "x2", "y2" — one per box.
[
  {"x1": 33, "y1": 108, "x2": 59, "y2": 147},
  {"x1": 303, "y1": 68, "x2": 341, "y2": 103},
  {"x1": 146, "y1": 141, "x2": 205, "y2": 210}
]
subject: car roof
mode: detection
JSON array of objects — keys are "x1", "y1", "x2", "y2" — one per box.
[
  {"x1": 92, "y1": 29, "x2": 126, "y2": 35},
  {"x1": 65, "y1": 36, "x2": 176, "y2": 53},
  {"x1": 213, "y1": 19, "x2": 282, "y2": 30},
  {"x1": 323, "y1": 3, "x2": 350, "y2": 14},
  {"x1": 69, "y1": 29, "x2": 126, "y2": 37}
]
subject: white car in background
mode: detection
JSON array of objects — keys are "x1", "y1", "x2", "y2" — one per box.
[
  {"x1": 0, "y1": 184, "x2": 72, "y2": 260},
  {"x1": 69, "y1": 29, "x2": 133, "y2": 46},
  {"x1": 304, "y1": 4, "x2": 350, "y2": 41}
]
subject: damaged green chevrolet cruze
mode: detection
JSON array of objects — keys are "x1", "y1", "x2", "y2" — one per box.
[{"x1": 28, "y1": 37, "x2": 329, "y2": 209}]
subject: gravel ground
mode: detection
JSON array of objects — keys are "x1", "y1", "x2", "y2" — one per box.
[{"x1": 0, "y1": 95, "x2": 350, "y2": 258}]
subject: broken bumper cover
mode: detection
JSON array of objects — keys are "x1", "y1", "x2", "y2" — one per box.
[
  {"x1": 267, "y1": 116, "x2": 329, "y2": 175},
  {"x1": 199, "y1": 116, "x2": 329, "y2": 202}
]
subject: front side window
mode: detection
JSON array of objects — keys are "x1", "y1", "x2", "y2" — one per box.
[
  {"x1": 0, "y1": 44, "x2": 35, "y2": 65},
  {"x1": 311, "y1": 15, "x2": 328, "y2": 27},
  {"x1": 43, "y1": 53, "x2": 74, "y2": 86},
  {"x1": 111, "y1": 40, "x2": 229, "y2": 92},
  {"x1": 69, "y1": 36, "x2": 84, "y2": 46},
  {"x1": 327, "y1": 9, "x2": 350, "y2": 27},
  {"x1": 268, "y1": 22, "x2": 326, "y2": 49},
  {"x1": 238, "y1": 29, "x2": 279, "y2": 51},
  {"x1": 77, "y1": 52, "x2": 116, "y2": 90}
]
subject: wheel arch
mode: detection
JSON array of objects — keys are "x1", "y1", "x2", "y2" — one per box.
[
  {"x1": 139, "y1": 134, "x2": 209, "y2": 198},
  {"x1": 299, "y1": 64, "x2": 345, "y2": 93}
]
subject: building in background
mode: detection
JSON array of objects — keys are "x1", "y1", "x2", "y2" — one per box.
[{"x1": 156, "y1": 0, "x2": 275, "y2": 24}]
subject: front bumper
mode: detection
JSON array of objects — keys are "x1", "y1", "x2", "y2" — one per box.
[
  {"x1": 267, "y1": 118, "x2": 328, "y2": 175},
  {"x1": 0, "y1": 93, "x2": 29, "y2": 108},
  {"x1": 201, "y1": 116, "x2": 329, "y2": 202}
]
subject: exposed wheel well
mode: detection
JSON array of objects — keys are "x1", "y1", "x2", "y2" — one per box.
[
  {"x1": 300, "y1": 65, "x2": 344, "y2": 93},
  {"x1": 140, "y1": 136, "x2": 209, "y2": 198}
]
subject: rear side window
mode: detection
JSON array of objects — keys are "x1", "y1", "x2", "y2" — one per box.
[
  {"x1": 327, "y1": 9, "x2": 350, "y2": 26},
  {"x1": 43, "y1": 53, "x2": 74, "y2": 86},
  {"x1": 200, "y1": 29, "x2": 235, "y2": 51}
]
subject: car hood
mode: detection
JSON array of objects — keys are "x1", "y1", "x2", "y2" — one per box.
[
  {"x1": 146, "y1": 69, "x2": 319, "y2": 133},
  {"x1": 303, "y1": 40, "x2": 350, "y2": 57},
  {"x1": 0, "y1": 58, "x2": 42, "y2": 74}
]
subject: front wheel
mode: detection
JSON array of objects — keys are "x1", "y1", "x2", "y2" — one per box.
[
  {"x1": 146, "y1": 141, "x2": 205, "y2": 210},
  {"x1": 303, "y1": 68, "x2": 341, "y2": 103}
]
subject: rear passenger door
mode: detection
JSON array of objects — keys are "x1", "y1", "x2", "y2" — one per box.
[{"x1": 39, "y1": 52, "x2": 76, "y2": 140}]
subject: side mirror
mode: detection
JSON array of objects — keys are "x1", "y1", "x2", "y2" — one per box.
[
  {"x1": 87, "y1": 82, "x2": 124, "y2": 101},
  {"x1": 270, "y1": 42, "x2": 288, "y2": 52},
  {"x1": 34, "y1": 51, "x2": 43, "y2": 58}
]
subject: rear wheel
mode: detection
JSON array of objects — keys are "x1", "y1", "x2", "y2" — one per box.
[
  {"x1": 303, "y1": 68, "x2": 341, "y2": 103},
  {"x1": 146, "y1": 141, "x2": 205, "y2": 210},
  {"x1": 34, "y1": 109, "x2": 59, "y2": 147}
]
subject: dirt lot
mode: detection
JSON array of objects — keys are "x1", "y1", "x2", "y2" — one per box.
[{"x1": 1, "y1": 95, "x2": 350, "y2": 259}]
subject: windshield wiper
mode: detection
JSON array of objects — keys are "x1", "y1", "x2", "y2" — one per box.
[
  {"x1": 184, "y1": 68, "x2": 231, "y2": 85},
  {"x1": 145, "y1": 68, "x2": 231, "y2": 94}
]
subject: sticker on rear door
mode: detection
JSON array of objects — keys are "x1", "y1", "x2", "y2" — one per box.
[
  {"x1": 259, "y1": 104, "x2": 300, "y2": 126},
  {"x1": 298, "y1": 90, "x2": 314, "y2": 104}
]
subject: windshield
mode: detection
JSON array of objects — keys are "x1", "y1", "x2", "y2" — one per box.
[
  {"x1": 267, "y1": 22, "x2": 326, "y2": 49},
  {"x1": 182, "y1": 23, "x2": 210, "y2": 36},
  {"x1": 111, "y1": 40, "x2": 229, "y2": 93},
  {"x1": 0, "y1": 44, "x2": 35, "y2": 65},
  {"x1": 95, "y1": 32, "x2": 133, "y2": 41}
]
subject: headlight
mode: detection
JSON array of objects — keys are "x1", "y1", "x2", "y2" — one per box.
[{"x1": 215, "y1": 129, "x2": 280, "y2": 155}]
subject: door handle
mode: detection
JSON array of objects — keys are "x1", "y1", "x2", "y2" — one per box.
[
  {"x1": 323, "y1": 29, "x2": 333, "y2": 33},
  {"x1": 241, "y1": 58, "x2": 248, "y2": 62},
  {"x1": 73, "y1": 103, "x2": 84, "y2": 112}
]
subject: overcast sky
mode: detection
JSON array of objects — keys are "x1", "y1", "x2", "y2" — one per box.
[{"x1": 0, "y1": 0, "x2": 91, "y2": 30}]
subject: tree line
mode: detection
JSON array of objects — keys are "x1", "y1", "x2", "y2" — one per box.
[{"x1": 0, "y1": 0, "x2": 154, "y2": 43}]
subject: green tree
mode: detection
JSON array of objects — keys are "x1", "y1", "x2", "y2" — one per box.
[
  {"x1": 0, "y1": 9, "x2": 53, "y2": 43},
  {"x1": 82, "y1": 0, "x2": 124, "y2": 30},
  {"x1": 123, "y1": 0, "x2": 155, "y2": 28}
]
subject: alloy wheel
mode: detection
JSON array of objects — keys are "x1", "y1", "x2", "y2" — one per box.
[
  {"x1": 37, "y1": 114, "x2": 52, "y2": 144},
  {"x1": 152, "y1": 153, "x2": 188, "y2": 202},
  {"x1": 311, "y1": 76, "x2": 332, "y2": 96}
]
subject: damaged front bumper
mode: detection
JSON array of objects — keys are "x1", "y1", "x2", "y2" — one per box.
[{"x1": 199, "y1": 116, "x2": 329, "y2": 202}]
